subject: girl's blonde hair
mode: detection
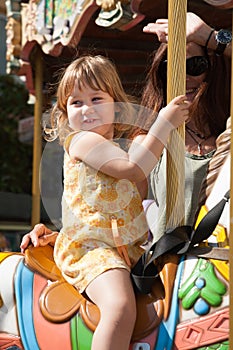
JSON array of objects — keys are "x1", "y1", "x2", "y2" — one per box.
[{"x1": 44, "y1": 55, "x2": 136, "y2": 143}]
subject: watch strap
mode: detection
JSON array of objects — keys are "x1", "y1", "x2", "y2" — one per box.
[{"x1": 215, "y1": 42, "x2": 227, "y2": 56}]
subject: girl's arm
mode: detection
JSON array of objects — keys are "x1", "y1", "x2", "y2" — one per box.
[
  {"x1": 136, "y1": 177, "x2": 149, "y2": 200},
  {"x1": 20, "y1": 223, "x2": 58, "y2": 253},
  {"x1": 69, "y1": 95, "x2": 189, "y2": 182},
  {"x1": 133, "y1": 131, "x2": 150, "y2": 199}
]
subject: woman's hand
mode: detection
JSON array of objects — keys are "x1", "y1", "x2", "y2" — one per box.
[
  {"x1": 143, "y1": 18, "x2": 169, "y2": 42},
  {"x1": 143, "y1": 12, "x2": 212, "y2": 47},
  {"x1": 20, "y1": 223, "x2": 58, "y2": 253}
]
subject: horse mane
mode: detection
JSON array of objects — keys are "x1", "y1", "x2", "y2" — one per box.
[{"x1": 198, "y1": 117, "x2": 231, "y2": 210}]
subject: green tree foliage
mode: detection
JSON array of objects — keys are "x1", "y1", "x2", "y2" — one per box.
[{"x1": 0, "y1": 75, "x2": 33, "y2": 193}]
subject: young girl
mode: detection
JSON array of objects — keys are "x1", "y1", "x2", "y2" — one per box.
[{"x1": 21, "y1": 55, "x2": 189, "y2": 350}]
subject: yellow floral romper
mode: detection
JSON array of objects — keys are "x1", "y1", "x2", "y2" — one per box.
[{"x1": 54, "y1": 134, "x2": 148, "y2": 293}]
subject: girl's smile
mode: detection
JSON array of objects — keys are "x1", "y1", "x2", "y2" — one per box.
[
  {"x1": 67, "y1": 83, "x2": 115, "y2": 139},
  {"x1": 81, "y1": 114, "x2": 100, "y2": 126}
]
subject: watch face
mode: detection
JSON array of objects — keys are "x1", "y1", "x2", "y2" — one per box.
[{"x1": 217, "y1": 29, "x2": 232, "y2": 44}]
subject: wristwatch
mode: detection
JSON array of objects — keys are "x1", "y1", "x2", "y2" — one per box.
[{"x1": 215, "y1": 29, "x2": 232, "y2": 56}]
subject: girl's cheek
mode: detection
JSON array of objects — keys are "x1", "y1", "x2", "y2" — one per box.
[
  {"x1": 68, "y1": 114, "x2": 80, "y2": 130},
  {"x1": 70, "y1": 120, "x2": 80, "y2": 130}
]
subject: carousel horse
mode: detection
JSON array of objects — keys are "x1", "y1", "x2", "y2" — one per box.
[{"x1": 0, "y1": 122, "x2": 230, "y2": 350}]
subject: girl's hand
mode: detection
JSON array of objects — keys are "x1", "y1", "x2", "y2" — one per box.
[
  {"x1": 20, "y1": 223, "x2": 58, "y2": 253},
  {"x1": 159, "y1": 95, "x2": 190, "y2": 129}
]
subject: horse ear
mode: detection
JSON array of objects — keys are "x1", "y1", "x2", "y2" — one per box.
[{"x1": 157, "y1": 254, "x2": 179, "y2": 320}]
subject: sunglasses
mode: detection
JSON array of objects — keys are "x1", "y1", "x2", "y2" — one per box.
[{"x1": 161, "y1": 56, "x2": 209, "y2": 77}]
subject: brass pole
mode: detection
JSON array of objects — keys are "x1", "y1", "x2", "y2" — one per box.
[
  {"x1": 31, "y1": 49, "x2": 43, "y2": 226},
  {"x1": 229, "y1": 12, "x2": 233, "y2": 349},
  {"x1": 166, "y1": 0, "x2": 187, "y2": 229}
]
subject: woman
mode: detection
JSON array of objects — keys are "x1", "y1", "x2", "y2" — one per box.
[{"x1": 142, "y1": 12, "x2": 231, "y2": 240}]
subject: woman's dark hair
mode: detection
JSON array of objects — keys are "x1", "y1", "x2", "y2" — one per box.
[
  {"x1": 141, "y1": 43, "x2": 231, "y2": 137},
  {"x1": 141, "y1": 44, "x2": 167, "y2": 114}
]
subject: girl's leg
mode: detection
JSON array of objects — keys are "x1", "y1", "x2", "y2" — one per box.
[{"x1": 85, "y1": 268, "x2": 136, "y2": 350}]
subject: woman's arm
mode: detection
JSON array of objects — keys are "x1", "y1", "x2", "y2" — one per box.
[{"x1": 143, "y1": 12, "x2": 232, "y2": 57}]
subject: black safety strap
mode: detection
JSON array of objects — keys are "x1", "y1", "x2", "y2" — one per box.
[
  {"x1": 141, "y1": 190, "x2": 230, "y2": 274},
  {"x1": 131, "y1": 190, "x2": 230, "y2": 294}
]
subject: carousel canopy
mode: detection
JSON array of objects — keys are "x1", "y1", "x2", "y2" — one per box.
[{"x1": 4, "y1": 0, "x2": 232, "y2": 98}]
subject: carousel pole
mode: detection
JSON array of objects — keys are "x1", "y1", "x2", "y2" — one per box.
[
  {"x1": 230, "y1": 11, "x2": 233, "y2": 348},
  {"x1": 31, "y1": 48, "x2": 43, "y2": 227},
  {"x1": 166, "y1": 0, "x2": 187, "y2": 229}
]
